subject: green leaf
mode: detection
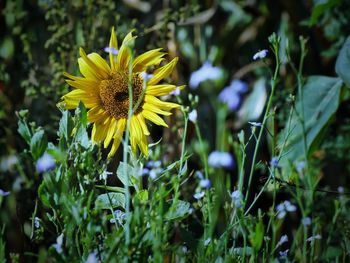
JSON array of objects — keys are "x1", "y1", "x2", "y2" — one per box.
[
  {"x1": 95, "y1": 193, "x2": 125, "y2": 210},
  {"x1": 309, "y1": 0, "x2": 341, "y2": 26},
  {"x1": 335, "y1": 36, "x2": 350, "y2": 88},
  {"x1": 279, "y1": 76, "x2": 343, "y2": 171},
  {"x1": 134, "y1": 190, "x2": 148, "y2": 204},
  {"x1": 117, "y1": 162, "x2": 139, "y2": 187},
  {"x1": 30, "y1": 130, "x2": 48, "y2": 160},
  {"x1": 59, "y1": 110, "x2": 73, "y2": 141},
  {"x1": 17, "y1": 110, "x2": 31, "y2": 144},
  {"x1": 237, "y1": 78, "x2": 267, "y2": 124},
  {"x1": 249, "y1": 220, "x2": 264, "y2": 251},
  {"x1": 165, "y1": 200, "x2": 190, "y2": 220}
]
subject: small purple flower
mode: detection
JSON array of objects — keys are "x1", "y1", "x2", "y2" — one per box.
[
  {"x1": 302, "y1": 217, "x2": 311, "y2": 226},
  {"x1": 276, "y1": 201, "x2": 297, "y2": 219},
  {"x1": 307, "y1": 234, "x2": 322, "y2": 242},
  {"x1": 270, "y1": 157, "x2": 279, "y2": 168},
  {"x1": 193, "y1": 191, "x2": 205, "y2": 200},
  {"x1": 53, "y1": 233, "x2": 64, "y2": 253},
  {"x1": 36, "y1": 153, "x2": 55, "y2": 173},
  {"x1": 279, "y1": 249, "x2": 289, "y2": 258},
  {"x1": 231, "y1": 190, "x2": 243, "y2": 208},
  {"x1": 110, "y1": 210, "x2": 126, "y2": 224},
  {"x1": 140, "y1": 72, "x2": 154, "y2": 82},
  {"x1": 199, "y1": 179, "x2": 211, "y2": 189},
  {"x1": 208, "y1": 151, "x2": 235, "y2": 169},
  {"x1": 248, "y1": 121, "x2": 262, "y2": 127},
  {"x1": 253, "y1": 49, "x2": 268, "y2": 60},
  {"x1": 104, "y1": 47, "x2": 119, "y2": 55},
  {"x1": 85, "y1": 252, "x2": 98, "y2": 263},
  {"x1": 170, "y1": 87, "x2": 181, "y2": 96},
  {"x1": 189, "y1": 62, "x2": 222, "y2": 89},
  {"x1": 276, "y1": 235, "x2": 288, "y2": 247},
  {"x1": 296, "y1": 161, "x2": 305, "y2": 173},
  {"x1": 0, "y1": 189, "x2": 10, "y2": 197},
  {"x1": 188, "y1": 109, "x2": 198, "y2": 123},
  {"x1": 218, "y1": 80, "x2": 248, "y2": 111}
]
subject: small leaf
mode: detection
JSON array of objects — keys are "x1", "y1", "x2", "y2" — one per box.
[
  {"x1": 335, "y1": 36, "x2": 350, "y2": 88},
  {"x1": 95, "y1": 193, "x2": 125, "y2": 210},
  {"x1": 17, "y1": 111, "x2": 31, "y2": 144},
  {"x1": 30, "y1": 130, "x2": 48, "y2": 160},
  {"x1": 59, "y1": 110, "x2": 73, "y2": 141},
  {"x1": 134, "y1": 190, "x2": 148, "y2": 204},
  {"x1": 117, "y1": 162, "x2": 138, "y2": 187},
  {"x1": 249, "y1": 220, "x2": 265, "y2": 251},
  {"x1": 165, "y1": 200, "x2": 190, "y2": 220}
]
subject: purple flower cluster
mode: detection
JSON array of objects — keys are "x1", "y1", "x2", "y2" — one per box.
[{"x1": 218, "y1": 80, "x2": 248, "y2": 111}]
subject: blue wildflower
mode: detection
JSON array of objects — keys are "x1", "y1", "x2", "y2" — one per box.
[
  {"x1": 104, "y1": 47, "x2": 119, "y2": 55},
  {"x1": 270, "y1": 156, "x2": 279, "y2": 168},
  {"x1": 0, "y1": 189, "x2": 10, "y2": 197},
  {"x1": 188, "y1": 109, "x2": 198, "y2": 123},
  {"x1": 253, "y1": 49, "x2": 268, "y2": 60},
  {"x1": 302, "y1": 217, "x2": 311, "y2": 226},
  {"x1": 219, "y1": 80, "x2": 248, "y2": 111},
  {"x1": 199, "y1": 179, "x2": 211, "y2": 189},
  {"x1": 208, "y1": 151, "x2": 235, "y2": 169},
  {"x1": 53, "y1": 233, "x2": 64, "y2": 253},
  {"x1": 231, "y1": 190, "x2": 243, "y2": 208},
  {"x1": 36, "y1": 153, "x2": 55, "y2": 173},
  {"x1": 189, "y1": 61, "x2": 222, "y2": 89},
  {"x1": 276, "y1": 201, "x2": 297, "y2": 219},
  {"x1": 85, "y1": 252, "x2": 98, "y2": 263},
  {"x1": 193, "y1": 191, "x2": 205, "y2": 200}
]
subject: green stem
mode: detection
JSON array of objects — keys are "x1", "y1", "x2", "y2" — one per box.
[{"x1": 244, "y1": 58, "x2": 280, "y2": 205}]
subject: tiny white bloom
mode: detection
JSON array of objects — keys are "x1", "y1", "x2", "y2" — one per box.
[
  {"x1": 34, "y1": 217, "x2": 40, "y2": 228},
  {"x1": 189, "y1": 61, "x2": 222, "y2": 89},
  {"x1": 53, "y1": 233, "x2": 64, "y2": 253},
  {"x1": 170, "y1": 86, "x2": 181, "y2": 96},
  {"x1": 140, "y1": 72, "x2": 154, "y2": 82},
  {"x1": 193, "y1": 191, "x2": 205, "y2": 200},
  {"x1": 188, "y1": 109, "x2": 198, "y2": 123},
  {"x1": 253, "y1": 49, "x2": 268, "y2": 60},
  {"x1": 104, "y1": 47, "x2": 119, "y2": 55},
  {"x1": 301, "y1": 217, "x2": 311, "y2": 226},
  {"x1": 307, "y1": 234, "x2": 322, "y2": 242},
  {"x1": 276, "y1": 235, "x2": 288, "y2": 247}
]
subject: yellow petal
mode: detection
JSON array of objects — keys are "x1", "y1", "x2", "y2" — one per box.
[
  {"x1": 146, "y1": 84, "x2": 178, "y2": 96},
  {"x1": 79, "y1": 48, "x2": 109, "y2": 80},
  {"x1": 148, "y1": 57, "x2": 178, "y2": 85},
  {"x1": 136, "y1": 114, "x2": 150, "y2": 135},
  {"x1": 62, "y1": 89, "x2": 100, "y2": 109},
  {"x1": 87, "y1": 106, "x2": 108, "y2": 123},
  {"x1": 91, "y1": 119, "x2": 110, "y2": 143},
  {"x1": 88, "y1": 53, "x2": 111, "y2": 75},
  {"x1": 114, "y1": 118, "x2": 126, "y2": 139},
  {"x1": 108, "y1": 137, "x2": 122, "y2": 158},
  {"x1": 144, "y1": 95, "x2": 180, "y2": 110},
  {"x1": 109, "y1": 27, "x2": 118, "y2": 70},
  {"x1": 133, "y1": 48, "x2": 165, "y2": 72},
  {"x1": 139, "y1": 133, "x2": 149, "y2": 156},
  {"x1": 142, "y1": 109, "x2": 168, "y2": 127},
  {"x1": 142, "y1": 103, "x2": 172, "y2": 116},
  {"x1": 116, "y1": 31, "x2": 136, "y2": 71},
  {"x1": 65, "y1": 79, "x2": 99, "y2": 94},
  {"x1": 104, "y1": 118, "x2": 118, "y2": 148}
]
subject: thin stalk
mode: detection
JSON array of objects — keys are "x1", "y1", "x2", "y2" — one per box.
[
  {"x1": 123, "y1": 47, "x2": 134, "y2": 248},
  {"x1": 244, "y1": 56, "x2": 280, "y2": 205}
]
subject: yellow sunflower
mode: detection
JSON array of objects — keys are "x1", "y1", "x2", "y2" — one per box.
[{"x1": 61, "y1": 27, "x2": 182, "y2": 157}]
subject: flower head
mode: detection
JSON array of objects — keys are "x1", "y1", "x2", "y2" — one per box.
[
  {"x1": 276, "y1": 200, "x2": 297, "y2": 219},
  {"x1": 218, "y1": 79, "x2": 248, "y2": 111},
  {"x1": 270, "y1": 156, "x2": 279, "y2": 168},
  {"x1": 53, "y1": 233, "x2": 64, "y2": 254},
  {"x1": 253, "y1": 49, "x2": 268, "y2": 60},
  {"x1": 0, "y1": 189, "x2": 10, "y2": 197},
  {"x1": 188, "y1": 109, "x2": 198, "y2": 123},
  {"x1": 302, "y1": 217, "x2": 311, "y2": 226},
  {"x1": 208, "y1": 151, "x2": 235, "y2": 169},
  {"x1": 231, "y1": 190, "x2": 243, "y2": 208},
  {"x1": 189, "y1": 61, "x2": 222, "y2": 89},
  {"x1": 199, "y1": 179, "x2": 211, "y2": 189},
  {"x1": 62, "y1": 28, "x2": 182, "y2": 157},
  {"x1": 36, "y1": 153, "x2": 56, "y2": 173}
]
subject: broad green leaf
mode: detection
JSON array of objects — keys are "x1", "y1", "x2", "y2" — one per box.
[
  {"x1": 30, "y1": 130, "x2": 48, "y2": 160},
  {"x1": 165, "y1": 200, "x2": 190, "y2": 220},
  {"x1": 117, "y1": 162, "x2": 140, "y2": 187},
  {"x1": 309, "y1": 0, "x2": 341, "y2": 26},
  {"x1": 59, "y1": 110, "x2": 73, "y2": 141},
  {"x1": 237, "y1": 78, "x2": 267, "y2": 124},
  {"x1": 17, "y1": 110, "x2": 31, "y2": 144},
  {"x1": 335, "y1": 36, "x2": 350, "y2": 88},
  {"x1": 279, "y1": 76, "x2": 343, "y2": 172},
  {"x1": 249, "y1": 220, "x2": 264, "y2": 251},
  {"x1": 95, "y1": 193, "x2": 125, "y2": 209}
]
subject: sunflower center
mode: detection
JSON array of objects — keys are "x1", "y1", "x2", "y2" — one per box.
[{"x1": 99, "y1": 72, "x2": 144, "y2": 119}]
